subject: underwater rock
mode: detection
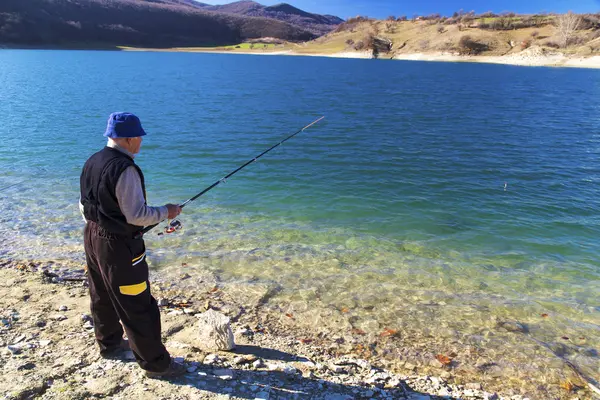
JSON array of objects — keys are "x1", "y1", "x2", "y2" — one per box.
[
  {"x1": 196, "y1": 309, "x2": 235, "y2": 351},
  {"x1": 496, "y1": 320, "x2": 527, "y2": 333}
]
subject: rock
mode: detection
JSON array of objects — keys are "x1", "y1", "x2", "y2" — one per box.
[
  {"x1": 35, "y1": 320, "x2": 46, "y2": 328},
  {"x1": 484, "y1": 394, "x2": 499, "y2": 400},
  {"x1": 187, "y1": 366, "x2": 197, "y2": 373},
  {"x1": 52, "y1": 314, "x2": 67, "y2": 321},
  {"x1": 252, "y1": 359, "x2": 264, "y2": 369},
  {"x1": 213, "y1": 368, "x2": 234, "y2": 380},
  {"x1": 234, "y1": 356, "x2": 245, "y2": 365},
  {"x1": 39, "y1": 340, "x2": 52, "y2": 347},
  {"x1": 58, "y1": 305, "x2": 68, "y2": 312},
  {"x1": 255, "y1": 392, "x2": 270, "y2": 400},
  {"x1": 81, "y1": 314, "x2": 93, "y2": 323},
  {"x1": 7, "y1": 345, "x2": 22, "y2": 354},
  {"x1": 203, "y1": 354, "x2": 220, "y2": 365},
  {"x1": 83, "y1": 321, "x2": 94, "y2": 330},
  {"x1": 408, "y1": 395, "x2": 430, "y2": 400},
  {"x1": 17, "y1": 362, "x2": 36, "y2": 371},
  {"x1": 330, "y1": 365, "x2": 346, "y2": 373},
  {"x1": 236, "y1": 327, "x2": 252, "y2": 336},
  {"x1": 466, "y1": 383, "x2": 482, "y2": 390},
  {"x1": 364, "y1": 390, "x2": 374, "y2": 397},
  {"x1": 157, "y1": 298, "x2": 169, "y2": 307},
  {"x1": 174, "y1": 356, "x2": 185, "y2": 363},
  {"x1": 497, "y1": 320, "x2": 527, "y2": 333},
  {"x1": 196, "y1": 310, "x2": 235, "y2": 351},
  {"x1": 404, "y1": 362, "x2": 417, "y2": 371}
]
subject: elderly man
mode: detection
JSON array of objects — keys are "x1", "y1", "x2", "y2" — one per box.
[{"x1": 79, "y1": 112, "x2": 185, "y2": 378}]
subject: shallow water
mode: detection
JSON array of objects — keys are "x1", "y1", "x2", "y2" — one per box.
[{"x1": 0, "y1": 50, "x2": 599, "y2": 392}]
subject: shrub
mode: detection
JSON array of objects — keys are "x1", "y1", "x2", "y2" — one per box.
[
  {"x1": 545, "y1": 41, "x2": 560, "y2": 49},
  {"x1": 345, "y1": 38, "x2": 354, "y2": 46},
  {"x1": 556, "y1": 12, "x2": 582, "y2": 47},
  {"x1": 478, "y1": 11, "x2": 497, "y2": 18},
  {"x1": 437, "y1": 26, "x2": 445, "y2": 34},
  {"x1": 353, "y1": 40, "x2": 365, "y2": 50},
  {"x1": 458, "y1": 35, "x2": 488, "y2": 54},
  {"x1": 397, "y1": 15, "x2": 408, "y2": 21},
  {"x1": 387, "y1": 15, "x2": 396, "y2": 21},
  {"x1": 521, "y1": 39, "x2": 532, "y2": 50}
]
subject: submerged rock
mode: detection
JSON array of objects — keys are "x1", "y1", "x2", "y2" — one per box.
[{"x1": 196, "y1": 309, "x2": 235, "y2": 351}]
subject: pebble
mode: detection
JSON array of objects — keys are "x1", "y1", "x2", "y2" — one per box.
[
  {"x1": 53, "y1": 314, "x2": 67, "y2": 321},
  {"x1": 39, "y1": 340, "x2": 52, "y2": 347},
  {"x1": 204, "y1": 354, "x2": 220, "y2": 365},
  {"x1": 252, "y1": 359, "x2": 264, "y2": 369},
  {"x1": 254, "y1": 392, "x2": 270, "y2": 400},
  {"x1": 83, "y1": 321, "x2": 94, "y2": 330},
  {"x1": 81, "y1": 314, "x2": 93, "y2": 323},
  {"x1": 466, "y1": 382, "x2": 482, "y2": 390},
  {"x1": 7, "y1": 345, "x2": 22, "y2": 354},
  {"x1": 187, "y1": 366, "x2": 197, "y2": 373},
  {"x1": 330, "y1": 365, "x2": 346, "y2": 373},
  {"x1": 174, "y1": 357, "x2": 185, "y2": 363},
  {"x1": 58, "y1": 305, "x2": 68, "y2": 312},
  {"x1": 213, "y1": 369, "x2": 234, "y2": 380},
  {"x1": 157, "y1": 298, "x2": 169, "y2": 307}
]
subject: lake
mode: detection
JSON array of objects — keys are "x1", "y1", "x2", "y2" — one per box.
[{"x1": 0, "y1": 50, "x2": 598, "y2": 395}]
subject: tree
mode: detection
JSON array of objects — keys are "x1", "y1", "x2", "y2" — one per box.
[{"x1": 556, "y1": 11, "x2": 581, "y2": 47}]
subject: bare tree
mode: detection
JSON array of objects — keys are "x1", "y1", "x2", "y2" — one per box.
[{"x1": 556, "y1": 11, "x2": 581, "y2": 47}]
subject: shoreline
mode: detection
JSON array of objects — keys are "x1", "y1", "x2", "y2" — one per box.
[
  {"x1": 1, "y1": 258, "x2": 595, "y2": 400},
  {"x1": 3, "y1": 44, "x2": 600, "y2": 69}
]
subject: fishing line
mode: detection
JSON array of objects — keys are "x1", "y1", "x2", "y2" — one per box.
[{"x1": 139, "y1": 116, "x2": 325, "y2": 237}]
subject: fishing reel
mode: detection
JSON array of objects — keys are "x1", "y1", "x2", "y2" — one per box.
[{"x1": 158, "y1": 219, "x2": 182, "y2": 236}]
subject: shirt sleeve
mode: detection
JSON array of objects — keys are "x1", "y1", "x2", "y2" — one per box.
[
  {"x1": 115, "y1": 166, "x2": 168, "y2": 227},
  {"x1": 78, "y1": 199, "x2": 87, "y2": 223}
]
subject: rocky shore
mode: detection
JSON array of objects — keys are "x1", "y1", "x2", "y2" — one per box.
[{"x1": 0, "y1": 259, "x2": 593, "y2": 400}]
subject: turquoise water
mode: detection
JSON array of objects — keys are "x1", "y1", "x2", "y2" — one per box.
[{"x1": 0, "y1": 50, "x2": 599, "y2": 393}]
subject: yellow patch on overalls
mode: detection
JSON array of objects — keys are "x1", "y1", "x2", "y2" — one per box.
[{"x1": 119, "y1": 281, "x2": 147, "y2": 296}]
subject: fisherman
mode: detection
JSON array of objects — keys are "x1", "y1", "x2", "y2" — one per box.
[{"x1": 79, "y1": 112, "x2": 186, "y2": 378}]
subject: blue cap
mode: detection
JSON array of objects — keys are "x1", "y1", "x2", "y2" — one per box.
[{"x1": 103, "y1": 112, "x2": 147, "y2": 138}]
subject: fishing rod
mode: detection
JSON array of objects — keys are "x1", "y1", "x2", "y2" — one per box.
[{"x1": 139, "y1": 116, "x2": 325, "y2": 237}]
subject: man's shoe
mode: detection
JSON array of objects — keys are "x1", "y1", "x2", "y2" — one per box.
[
  {"x1": 100, "y1": 339, "x2": 131, "y2": 360},
  {"x1": 144, "y1": 359, "x2": 187, "y2": 379}
]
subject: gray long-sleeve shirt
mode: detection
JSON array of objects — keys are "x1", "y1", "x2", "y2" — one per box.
[{"x1": 79, "y1": 140, "x2": 168, "y2": 226}]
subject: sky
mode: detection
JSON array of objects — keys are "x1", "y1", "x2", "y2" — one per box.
[{"x1": 201, "y1": 0, "x2": 600, "y2": 19}]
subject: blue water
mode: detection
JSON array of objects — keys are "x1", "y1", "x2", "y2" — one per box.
[{"x1": 0, "y1": 50, "x2": 599, "y2": 393}]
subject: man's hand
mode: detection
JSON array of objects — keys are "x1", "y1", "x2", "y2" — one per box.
[{"x1": 166, "y1": 204, "x2": 182, "y2": 220}]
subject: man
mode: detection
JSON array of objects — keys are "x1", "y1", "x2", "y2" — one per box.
[{"x1": 80, "y1": 112, "x2": 185, "y2": 378}]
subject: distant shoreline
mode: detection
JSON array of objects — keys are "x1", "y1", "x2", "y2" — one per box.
[{"x1": 3, "y1": 44, "x2": 600, "y2": 69}]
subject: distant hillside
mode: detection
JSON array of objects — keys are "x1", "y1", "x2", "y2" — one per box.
[
  {"x1": 0, "y1": 0, "x2": 317, "y2": 48},
  {"x1": 297, "y1": 13, "x2": 600, "y2": 59},
  {"x1": 201, "y1": 1, "x2": 344, "y2": 36}
]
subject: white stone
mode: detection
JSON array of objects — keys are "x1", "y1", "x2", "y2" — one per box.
[
  {"x1": 330, "y1": 365, "x2": 346, "y2": 373},
  {"x1": 213, "y1": 368, "x2": 234, "y2": 380},
  {"x1": 204, "y1": 354, "x2": 220, "y2": 365},
  {"x1": 58, "y1": 305, "x2": 68, "y2": 312},
  {"x1": 157, "y1": 298, "x2": 169, "y2": 307},
  {"x1": 196, "y1": 310, "x2": 235, "y2": 351},
  {"x1": 7, "y1": 345, "x2": 21, "y2": 354},
  {"x1": 466, "y1": 383, "x2": 482, "y2": 390},
  {"x1": 252, "y1": 359, "x2": 264, "y2": 369},
  {"x1": 83, "y1": 321, "x2": 94, "y2": 330},
  {"x1": 39, "y1": 340, "x2": 52, "y2": 347}
]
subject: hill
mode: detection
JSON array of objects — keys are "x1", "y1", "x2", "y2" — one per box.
[
  {"x1": 0, "y1": 0, "x2": 318, "y2": 48},
  {"x1": 201, "y1": 1, "x2": 344, "y2": 36},
  {"x1": 293, "y1": 13, "x2": 600, "y2": 63}
]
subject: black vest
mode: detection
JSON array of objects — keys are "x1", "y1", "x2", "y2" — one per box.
[{"x1": 80, "y1": 146, "x2": 147, "y2": 236}]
